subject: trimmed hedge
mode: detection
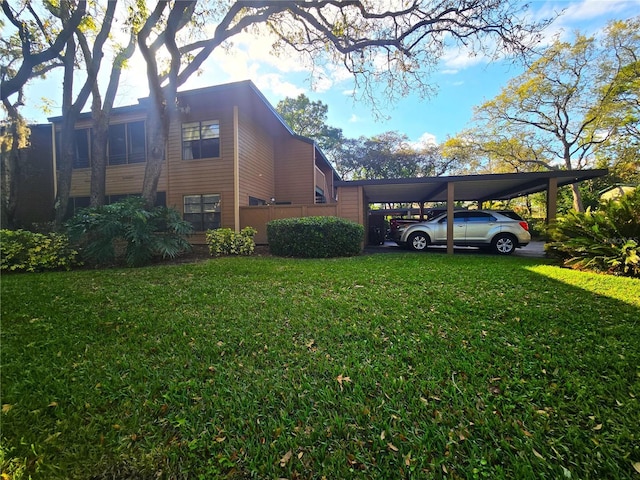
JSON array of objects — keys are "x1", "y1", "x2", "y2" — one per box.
[
  {"x1": 0, "y1": 229, "x2": 78, "y2": 272},
  {"x1": 267, "y1": 216, "x2": 364, "y2": 258}
]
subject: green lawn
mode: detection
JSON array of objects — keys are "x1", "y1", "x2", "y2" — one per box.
[{"x1": 1, "y1": 253, "x2": 639, "y2": 479}]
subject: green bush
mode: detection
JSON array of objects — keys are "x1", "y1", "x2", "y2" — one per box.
[
  {"x1": 205, "y1": 227, "x2": 257, "y2": 256},
  {"x1": 0, "y1": 229, "x2": 78, "y2": 272},
  {"x1": 65, "y1": 197, "x2": 193, "y2": 267},
  {"x1": 545, "y1": 188, "x2": 640, "y2": 277},
  {"x1": 267, "y1": 216, "x2": 364, "y2": 258}
]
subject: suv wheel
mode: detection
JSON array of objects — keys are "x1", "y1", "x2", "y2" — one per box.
[
  {"x1": 492, "y1": 233, "x2": 516, "y2": 255},
  {"x1": 408, "y1": 232, "x2": 429, "y2": 251}
]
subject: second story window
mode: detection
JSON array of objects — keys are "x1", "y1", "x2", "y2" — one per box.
[
  {"x1": 182, "y1": 120, "x2": 220, "y2": 160},
  {"x1": 74, "y1": 129, "x2": 90, "y2": 168},
  {"x1": 108, "y1": 121, "x2": 146, "y2": 165}
]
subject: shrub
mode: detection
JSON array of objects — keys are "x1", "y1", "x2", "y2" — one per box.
[
  {"x1": 206, "y1": 227, "x2": 257, "y2": 256},
  {"x1": 267, "y1": 216, "x2": 364, "y2": 258},
  {"x1": 65, "y1": 197, "x2": 193, "y2": 267},
  {"x1": 545, "y1": 188, "x2": 640, "y2": 277},
  {"x1": 0, "y1": 229, "x2": 78, "y2": 272}
]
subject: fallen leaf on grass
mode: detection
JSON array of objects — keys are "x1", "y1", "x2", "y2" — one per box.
[
  {"x1": 2, "y1": 404, "x2": 12, "y2": 414},
  {"x1": 533, "y1": 449, "x2": 545, "y2": 461},
  {"x1": 336, "y1": 374, "x2": 351, "y2": 390},
  {"x1": 279, "y1": 450, "x2": 292, "y2": 467},
  {"x1": 593, "y1": 424, "x2": 603, "y2": 431},
  {"x1": 387, "y1": 442, "x2": 399, "y2": 452},
  {"x1": 633, "y1": 462, "x2": 640, "y2": 474},
  {"x1": 48, "y1": 401, "x2": 58, "y2": 408}
]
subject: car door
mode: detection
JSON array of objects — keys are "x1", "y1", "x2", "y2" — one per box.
[
  {"x1": 432, "y1": 212, "x2": 467, "y2": 243},
  {"x1": 464, "y1": 211, "x2": 497, "y2": 242}
]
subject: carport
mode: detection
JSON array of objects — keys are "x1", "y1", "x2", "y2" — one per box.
[{"x1": 336, "y1": 169, "x2": 608, "y2": 254}]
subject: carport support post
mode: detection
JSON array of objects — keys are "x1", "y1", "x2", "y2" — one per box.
[
  {"x1": 447, "y1": 182, "x2": 455, "y2": 254},
  {"x1": 546, "y1": 177, "x2": 558, "y2": 224}
]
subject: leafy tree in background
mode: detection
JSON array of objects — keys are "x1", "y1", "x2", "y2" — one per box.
[
  {"x1": 335, "y1": 131, "x2": 449, "y2": 180},
  {"x1": 276, "y1": 94, "x2": 344, "y2": 162},
  {"x1": 459, "y1": 17, "x2": 640, "y2": 212}
]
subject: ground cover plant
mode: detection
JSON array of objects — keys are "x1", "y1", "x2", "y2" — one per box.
[{"x1": 1, "y1": 253, "x2": 639, "y2": 479}]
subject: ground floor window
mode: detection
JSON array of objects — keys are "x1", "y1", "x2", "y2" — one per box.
[{"x1": 183, "y1": 194, "x2": 221, "y2": 231}]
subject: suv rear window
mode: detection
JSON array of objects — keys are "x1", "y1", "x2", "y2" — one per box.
[{"x1": 497, "y1": 210, "x2": 524, "y2": 221}]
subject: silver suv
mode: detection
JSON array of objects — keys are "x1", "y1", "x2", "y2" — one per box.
[{"x1": 392, "y1": 210, "x2": 531, "y2": 255}]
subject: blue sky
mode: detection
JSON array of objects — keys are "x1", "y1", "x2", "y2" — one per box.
[{"x1": 13, "y1": 0, "x2": 640, "y2": 146}]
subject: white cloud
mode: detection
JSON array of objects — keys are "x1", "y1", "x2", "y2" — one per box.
[
  {"x1": 439, "y1": 69, "x2": 459, "y2": 75},
  {"x1": 414, "y1": 131, "x2": 438, "y2": 147},
  {"x1": 255, "y1": 74, "x2": 306, "y2": 99},
  {"x1": 561, "y1": 0, "x2": 638, "y2": 22},
  {"x1": 349, "y1": 114, "x2": 360, "y2": 123},
  {"x1": 441, "y1": 46, "x2": 488, "y2": 70},
  {"x1": 532, "y1": 0, "x2": 640, "y2": 45}
]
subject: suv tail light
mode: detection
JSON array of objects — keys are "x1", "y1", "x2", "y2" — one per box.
[{"x1": 519, "y1": 221, "x2": 529, "y2": 231}]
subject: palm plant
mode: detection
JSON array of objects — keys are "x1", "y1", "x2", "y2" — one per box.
[{"x1": 66, "y1": 197, "x2": 193, "y2": 267}]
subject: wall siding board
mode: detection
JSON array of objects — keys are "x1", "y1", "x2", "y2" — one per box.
[
  {"x1": 238, "y1": 111, "x2": 275, "y2": 206},
  {"x1": 275, "y1": 139, "x2": 315, "y2": 204}
]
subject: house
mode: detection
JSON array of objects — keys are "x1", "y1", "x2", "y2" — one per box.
[{"x1": 45, "y1": 80, "x2": 354, "y2": 244}]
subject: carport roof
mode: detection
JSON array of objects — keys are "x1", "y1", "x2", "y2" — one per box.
[{"x1": 336, "y1": 169, "x2": 608, "y2": 203}]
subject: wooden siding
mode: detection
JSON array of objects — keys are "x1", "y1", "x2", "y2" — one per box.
[
  {"x1": 238, "y1": 111, "x2": 275, "y2": 206},
  {"x1": 70, "y1": 164, "x2": 165, "y2": 198},
  {"x1": 274, "y1": 139, "x2": 315, "y2": 204},
  {"x1": 336, "y1": 185, "x2": 365, "y2": 225}
]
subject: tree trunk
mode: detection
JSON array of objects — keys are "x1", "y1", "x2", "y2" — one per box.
[
  {"x1": 0, "y1": 135, "x2": 21, "y2": 229},
  {"x1": 570, "y1": 183, "x2": 584, "y2": 212},
  {"x1": 55, "y1": 116, "x2": 77, "y2": 226},
  {"x1": 564, "y1": 147, "x2": 585, "y2": 212},
  {"x1": 141, "y1": 106, "x2": 169, "y2": 208}
]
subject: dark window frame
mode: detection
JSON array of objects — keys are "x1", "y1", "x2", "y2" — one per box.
[
  {"x1": 182, "y1": 120, "x2": 220, "y2": 160},
  {"x1": 108, "y1": 121, "x2": 147, "y2": 166},
  {"x1": 183, "y1": 194, "x2": 221, "y2": 231}
]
